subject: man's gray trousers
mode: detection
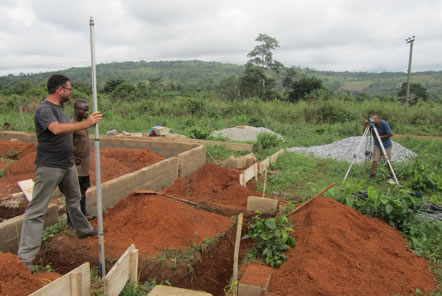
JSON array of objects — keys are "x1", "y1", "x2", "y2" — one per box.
[{"x1": 18, "y1": 165, "x2": 94, "y2": 265}]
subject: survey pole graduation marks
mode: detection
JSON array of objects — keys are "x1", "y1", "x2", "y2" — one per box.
[{"x1": 89, "y1": 16, "x2": 106, "y2": 277}]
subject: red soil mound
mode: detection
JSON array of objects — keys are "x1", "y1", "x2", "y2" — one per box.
[
  {"x1": 97, "y1": 193, "x2": 233, "y2": 257},
  {"x1": 0, "y1": 143, "x2": 164, "y2": 197},
  {"x1": 0, "y1": 253, "x2": 60, "y2": 296},
  {"x1": 46, "y1": 194, "x2": 232, "y2": 269},
  {"x1": 267, "y1": 196, "x2": 438, "y2": 296},
  {"x1": 162, "y1": 164, "x2": 257, "y2": 213}
]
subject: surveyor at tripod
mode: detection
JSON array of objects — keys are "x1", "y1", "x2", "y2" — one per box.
[{"x1": 363, "y1": 115, "x2": 393, "y2": 178}]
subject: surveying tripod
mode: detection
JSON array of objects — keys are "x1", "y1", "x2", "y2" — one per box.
[{"x1": 344, "y1": 121, "x2": 399, "y2": 185}]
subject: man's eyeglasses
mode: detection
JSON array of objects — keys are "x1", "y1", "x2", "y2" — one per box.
[{"x1": 60, "y1": 86, "x2": 72, "y2": 91}]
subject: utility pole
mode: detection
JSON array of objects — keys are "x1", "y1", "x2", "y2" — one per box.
[{"x1": 405, "y1": 36, "x2": 415, "y2": 110}]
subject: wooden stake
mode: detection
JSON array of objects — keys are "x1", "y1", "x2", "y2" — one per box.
[
  {"x1": 262, "y1": 169, "x2": 268, "y2": 198},
  {"x1": 290, "y1": 183, "x2": 336, "y2": 216},
  {"x1": 232, "y1": 213, "x2": 244, "y2": 296},
  {"x1": 133, "y1": 190, "x2": 199, "y2": 206}
]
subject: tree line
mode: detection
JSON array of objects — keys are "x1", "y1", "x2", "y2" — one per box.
[{"x1": 0, "y1": 34, "x2": 437, "y2": 105}]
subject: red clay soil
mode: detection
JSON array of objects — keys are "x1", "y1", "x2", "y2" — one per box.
[
  {"x1": 162, "y1": 163, "x2": 259, "y2": 215},
  {"x1": 0, "y1": 252, "x2": 60, "y2": 296},
  {"x1": 0, "y1": 141, "x2": 164, "y2": 198},
  {"x1": 44, "y1": 194, "x2": 232, "y2": 272},
  {"x1": 265, "y1": 196, "x2": 438, "y2": 296}
]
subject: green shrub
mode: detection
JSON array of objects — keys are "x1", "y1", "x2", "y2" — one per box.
[
  {"x1": 407, "y1": 159, "x2": 442, "y2": 193},
  {"x1": 243, "y1": 212, "x2": 296, "y2": 267},
  {"x1": 253, "y1": 132, "x2": 284, "y2": 152},
  {"x1": 338, "y1": 181, "x2": 421, "y2": 230},
  {"x1": 186, "y1": 126, "x2": 210, "y2": 139}
]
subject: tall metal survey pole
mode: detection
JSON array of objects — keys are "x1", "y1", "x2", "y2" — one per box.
[
  {"x1": 405, "y1": 36, "x2": 415, "y2": 110},
  {"x1": 89, "y1": 16, "x2": 106, "y2": 277}
]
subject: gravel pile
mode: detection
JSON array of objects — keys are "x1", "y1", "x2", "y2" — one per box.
[
  {"x1": 287, "y1": 136, "x2": 416, "y2": 163},
  {"x1": 211, "y1": 126, "x2": 284, "y2": 142}
]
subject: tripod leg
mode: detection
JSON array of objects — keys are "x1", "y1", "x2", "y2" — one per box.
[
  {"x1": 372, "y1": 128, "x2": 399, "y2": 185},
  {"x1": 344, "y1": 126, "x2": 371, "y2": 181}
]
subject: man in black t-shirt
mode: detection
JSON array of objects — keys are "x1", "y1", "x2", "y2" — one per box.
[{"x1": 18, "y1": 74, "x2": 103, "y2": 272}]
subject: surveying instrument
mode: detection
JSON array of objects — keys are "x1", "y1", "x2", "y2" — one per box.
[{"x1": 344, "y1": 118, "x2": 399, "y2": 185}]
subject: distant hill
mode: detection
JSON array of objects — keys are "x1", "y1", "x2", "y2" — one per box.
[
  {"x1": 308, "y1": 70, "x2": 442, "y2": 100},
  {"x1": 1, "y1": 60, "x2": 441, "y2": 100},
  {"x1": 0, "y1": 60, "x2": 244, "y2": 90}
]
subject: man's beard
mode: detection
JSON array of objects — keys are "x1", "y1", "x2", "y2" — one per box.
[{"x1": 60, "y1": 95, "x2": 69, "y2": 108}]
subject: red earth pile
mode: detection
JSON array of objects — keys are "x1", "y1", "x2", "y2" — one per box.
[
  {"x1": 266, "y1": 196, "x2": 438, "y2": 296},
  {"x1": 0, "y1": 140, "x2": 164, "y2": 197},
  {"x1": 162, "y1": 163, "x2": 258, "y2": 214},
  {"x1": 0, "y1": 252, "x2": 60, "y2": 296},
  {"x1": 45, "y1": 194, "x2": 232, "y2": 271}
]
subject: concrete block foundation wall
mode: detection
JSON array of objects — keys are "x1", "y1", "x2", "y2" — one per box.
[
  {"x1": 0, "y1": 204, "x2": 58, "y2": 253},
  {"x1": 178, "y1": 145, "x2": 207, "y2": 177},
  {"x1": 86, "y1": 157, "x2": 178, "y2": 211}
]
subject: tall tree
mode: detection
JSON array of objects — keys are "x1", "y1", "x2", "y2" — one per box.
[
  {"x1": 240, "y1": 34, "x2": 283, "y2": 100},
  {"x1": 247, "y1": 34, "x2": 284, "y2": 72}
]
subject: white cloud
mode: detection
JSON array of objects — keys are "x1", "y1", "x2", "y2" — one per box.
[{"x1": 0, "y1": 0, "x2": 441, "y2": 75}]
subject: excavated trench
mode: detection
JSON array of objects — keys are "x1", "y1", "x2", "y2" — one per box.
[{"x1": 37, "y1": 163, "x2": 261, "y2": 295}]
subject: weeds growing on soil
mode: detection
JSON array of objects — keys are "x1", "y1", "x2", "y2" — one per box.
[
  {"x1": 243, "y1": 206, "x2": 296, "y2": 268},
  {"x1": 42, "y1": 217, "x2": 66, "y2": 242}
]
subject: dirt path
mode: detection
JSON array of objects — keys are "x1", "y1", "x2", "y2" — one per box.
[{"x1": 394, "y1": 133, "x2": 442, "y2": 140}]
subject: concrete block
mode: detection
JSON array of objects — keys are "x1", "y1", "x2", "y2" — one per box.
[
  {"x1": 238, "y1": 263, "x2": 272, "y2": 296},
  {"x1": 222, "y1": 153, "x2": 256, "y2": 169},
  {"x1": 238, "y1": 283, "x2": 264, "y2": 296},
  {"x1": 148, "y1": 285, "x2": 212, "y2": 296},
  {"x1": 247, "y1": 196, "x2": 278, "y2": 215}
]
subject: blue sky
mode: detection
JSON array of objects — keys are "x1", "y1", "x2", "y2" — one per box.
[{"x1": 1, "y1": 0, "x2": 441, "y2": 75}]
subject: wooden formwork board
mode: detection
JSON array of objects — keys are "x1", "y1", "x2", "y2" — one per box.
[
  {"x1": 241, "y1": 149, "x2": 285, "y2": 187},
  {"x1": 29, "y1": 262, "x2": 90, "y2": 296},
  {"x1": 104, "y1": 244, "x2": 139, "y2": 296},
  {"x1": 240, "y1": 163, "x2": 259, "y2": 186}
]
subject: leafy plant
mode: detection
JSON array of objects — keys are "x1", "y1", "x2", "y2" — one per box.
[
  {"x1": 243, "y1": 212, "x2": 296, "y2": 267},
  {"x1": 119, "y1": 281, "x2": 151, "y2": 296},
  {"x1": 339, "y1": 181, "x2": 421, "y2": 230},
  {"x1": 407, "y1": 159, "x2": 442, "y2": 193},
  {"x1": 253, "y1": 132, "x2": 284, "y2": 152},
  {"x1": 33, "y1": 259, "x2": 55, "y2": 273},
  {"x1": 404, "y1": 215, "x2": 442, "y2": 262},
  {"x1": 186, "y1": 126, "x2": 210, "y2": 139},
  {"x1": 0, "y1": 169, "x2": 4, "y2": 178},
  {"x1": 42, "y1": 218, "x2": 66, "y2": 242}
]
